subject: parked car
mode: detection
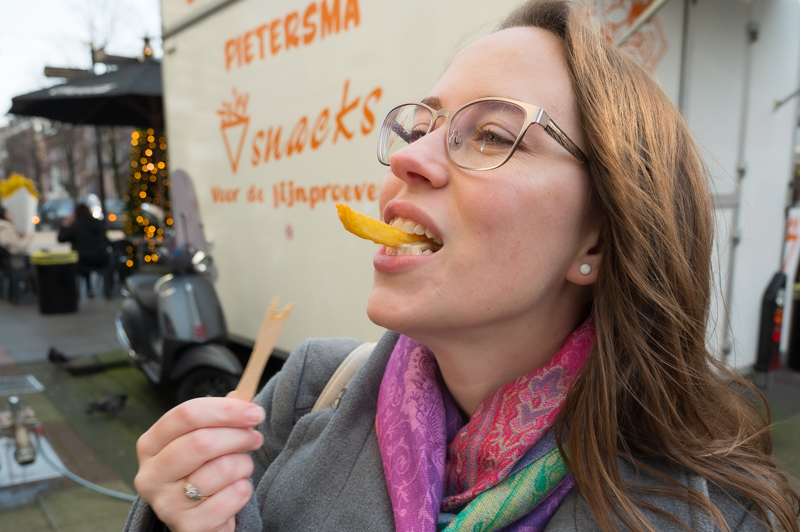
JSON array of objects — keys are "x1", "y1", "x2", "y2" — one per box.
[{"x1": 38, "y1": 197, "x2": 126, "y2": 230}]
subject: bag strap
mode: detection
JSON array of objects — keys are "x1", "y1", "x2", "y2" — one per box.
[{"x1": 311, "y1": 342, "x2": 376, "y2": 412}]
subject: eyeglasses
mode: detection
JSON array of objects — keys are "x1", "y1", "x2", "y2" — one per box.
[{"x1": 377, "y1": 97, "x2": 588, "y2": 171}]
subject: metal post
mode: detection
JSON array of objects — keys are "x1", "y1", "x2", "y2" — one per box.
[{"x1": 94, "y1": 125, "x2": 107, "y2": 222}]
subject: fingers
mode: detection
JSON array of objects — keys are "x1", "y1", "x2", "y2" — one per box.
[
  {"x1": 135, "y1": 432, "x2": 259, "y2": 532},
  {"x1": 185, "y1": 452, "x2": 255, "y2": 500},
  {"x1": 137, "y1": 397, "x2": 265, "y2": 460},
  {"x1": 164, "y1": 479, "x2": 252, "y2": 532},
  {"x1": 148, "y1": 427, "x2": 262, "y2": 484}
]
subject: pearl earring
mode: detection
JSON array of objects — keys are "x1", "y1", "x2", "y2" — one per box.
[{"x1": 580, "y1": 264, "x2": 592, "y2": 275}]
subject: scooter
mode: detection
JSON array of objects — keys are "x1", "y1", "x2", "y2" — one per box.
[{"x1": 115, "y1": 169, "x2": 242, "y2": 403}]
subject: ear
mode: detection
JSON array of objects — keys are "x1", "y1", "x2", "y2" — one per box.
[{"x1": 565, "y1": 224, "x2": 603, "y2": 286}]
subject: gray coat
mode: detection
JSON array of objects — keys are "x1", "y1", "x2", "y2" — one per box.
[{"x1": 125, "y1": 331, "x2": 767, "y2": 531}]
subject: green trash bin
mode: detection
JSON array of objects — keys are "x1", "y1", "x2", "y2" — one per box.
[{"x1": 31, "y1": 250, "x2": 79, "y2": 314}]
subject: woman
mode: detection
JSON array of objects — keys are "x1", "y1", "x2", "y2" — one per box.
[
  {"x1": 57, "y1": 203, "x2": 109, "y2": 298},
  {"x1": 0, "y1": 205, "x2": 33, "y2": 256},
  {"x1": 126, "y1": 1, "x2": 800, "y2": 531}
]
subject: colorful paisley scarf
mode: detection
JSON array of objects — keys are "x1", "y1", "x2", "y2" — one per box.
[{"x1": 376, "y1": 319, "x2": 595, "y2": 531}]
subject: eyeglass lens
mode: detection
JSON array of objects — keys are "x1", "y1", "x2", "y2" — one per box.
[{"x1": 378, "y1": 100, "x2": 527, "y2": 170}]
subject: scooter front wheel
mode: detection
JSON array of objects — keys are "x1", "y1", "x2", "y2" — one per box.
[{"x1": 177, "y1": 367, "x2": 239, "y2": 403}]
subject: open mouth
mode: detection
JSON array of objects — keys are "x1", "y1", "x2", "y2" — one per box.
[{"x1": 384, "y1": 217, "x2": 443, "y2": 256}]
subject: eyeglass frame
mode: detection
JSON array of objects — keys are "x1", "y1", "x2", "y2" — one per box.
[{"x1": 377, "y1": 97, "x2": 589, "y2": 171}]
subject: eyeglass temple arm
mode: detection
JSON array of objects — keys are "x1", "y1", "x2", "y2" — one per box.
[{"x1": 543, "y1": 119, "x2": 589, "y2": 165}]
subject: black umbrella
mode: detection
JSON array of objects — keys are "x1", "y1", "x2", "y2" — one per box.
[
  {"x1": 9, "y1": 60, "x2": 162, "y2": 128},
  {"x1": 8, "y1": 60, "x2": 163, "y2": 219}
]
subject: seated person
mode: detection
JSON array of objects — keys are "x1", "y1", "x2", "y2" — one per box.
[
  {"x1": 58, "y1": 203, "x2": 109, "y2": 298},
  {"x1": 0, "y1": 205, "x2": 33, "y2": 269}
]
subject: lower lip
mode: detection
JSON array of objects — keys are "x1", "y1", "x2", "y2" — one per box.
[{"x1": 373, "y1": 246, "x2": 437, "y2": 272}]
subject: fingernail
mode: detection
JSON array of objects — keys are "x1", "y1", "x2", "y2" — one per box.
[{"x1": 245, "y1": 406, "x2": 266, "y2": 424}]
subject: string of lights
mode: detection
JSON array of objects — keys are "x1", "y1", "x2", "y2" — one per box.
[{"x1": 123, "y1": 128, "x2": 171, "y2": 267}]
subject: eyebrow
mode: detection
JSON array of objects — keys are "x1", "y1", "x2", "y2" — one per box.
[{"x1": 421, "y1": 96, "x2": 442, "y2": 110}]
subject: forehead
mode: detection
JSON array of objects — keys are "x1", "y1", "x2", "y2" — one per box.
[{"x1": 430, "y1": 27, "x2": 578, "y2": 126}]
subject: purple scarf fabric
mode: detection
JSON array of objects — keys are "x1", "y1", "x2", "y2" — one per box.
[{"x1": 376, "y1": 320, "x2": 595, "y2": 531}]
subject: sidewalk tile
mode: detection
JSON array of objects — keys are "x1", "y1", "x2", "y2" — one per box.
[
  {"x1": 38, "y1": 482, "x2": 133, "y2": 528},
  {"x1": 0, "y1": 501, "x2": 52, "y2": 531}
]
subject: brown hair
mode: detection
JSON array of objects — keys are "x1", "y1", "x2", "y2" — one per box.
[{"x1": 499, "y1": 1, "x2": 800, "y2": 531}]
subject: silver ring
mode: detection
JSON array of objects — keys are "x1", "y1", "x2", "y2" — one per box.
[{"x1": 183, "y1": 480, "x2": 208, "y2": 502}]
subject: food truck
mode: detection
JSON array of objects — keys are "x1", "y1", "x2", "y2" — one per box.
[{"x1": 159, "y1": 0, "x2": 800, "y2": 370}]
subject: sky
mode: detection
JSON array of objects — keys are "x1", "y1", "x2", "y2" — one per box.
[{"x1": 0, "y1": 0, "x2": 163, "y2": 127}]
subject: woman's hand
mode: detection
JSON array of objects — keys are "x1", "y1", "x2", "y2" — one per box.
[{"x1": 134, "y1": 396, "x2": 266, "y2": 532}]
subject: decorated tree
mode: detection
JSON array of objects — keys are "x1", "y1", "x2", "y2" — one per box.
[{"x1": 123, "y1": 128, "x2": 171, "y2": 266}]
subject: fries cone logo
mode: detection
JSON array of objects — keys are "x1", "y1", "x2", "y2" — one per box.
[
  {"x1": 218, "y1": 89, "x2": 250, "y2": 174},
  {"x1": 594, "y1": 0, "x2": 668, "y2": 72}
]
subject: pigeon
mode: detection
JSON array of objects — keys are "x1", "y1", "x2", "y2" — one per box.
[
  {"x1": 85, "y1": 394, "x2": 128, "y2": 415},
  {"x1": 47, "y1": 347, "x2": 71, "y2": 369}
]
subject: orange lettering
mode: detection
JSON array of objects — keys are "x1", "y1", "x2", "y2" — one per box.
[
  {"x1": 287, "y1": 117, "x2": 309, "y2": 156},
  {"x1": 271, "y1": 181, "x2": 378, "y2": 209},
  {"x1": 236, "y1": 36, "x2": 243, "y2": 67},
  {"x1": 361, "y1": 87, "x2": 382, "y2": 135},
  {"x1": 211, "y1": 187, "x2": 240, "y2": 203},
  {"x1": 334, "y1": 80, "x2": 360, "y2": 143},
  {"x1": 251, "y1": 130, "x2": 265, "y2": 166},
  {"x1": 225, "y1": 39, "x2": 237, "y2": 70},
  {"x1": 255, "y1": 24, "x2": 267, "y2": 58},
  {"x1": 269, "y1": 18, "x2": 281, "y2": 55},
  {"x1": 303, "y1": 3, "x2": 317, "y2": 44},
  {"x1": 310, "y1": 186, "x2": 322, "y2": 209},
  {"x1": 344, "y1": 0, "x2": 360, "y2": 30},
  {"x1": 321, "y1": 0, "x2": 340, "y2": 38},
  {"x1": 311, "y1": 109, "x2": 330, "y2": 149},
  {"x1": 264, "y1": 126, "x2": 284, "y2": 162},
  {"x1": 285, "y1": 12, "x2": 300, "y2": 50},
  {"x1": 244, "y1": 31, "x2": 255, "y2": 63}
]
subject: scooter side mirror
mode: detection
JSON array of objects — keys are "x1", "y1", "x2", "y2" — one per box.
[{"x1": 191, "y1": 250, "x2": 213, "y2": 274}]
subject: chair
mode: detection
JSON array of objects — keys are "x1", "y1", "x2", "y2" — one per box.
[{"x1": 0, "y1": 245, "x2": 35, "y2": 304}]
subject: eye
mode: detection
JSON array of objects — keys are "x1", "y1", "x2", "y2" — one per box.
[
  {"x1": 471, "y1": 126, "x2": 516, "y2": 150},
  {"x1": 409, "y1": 128, "x2": 427, "y2": 143}
]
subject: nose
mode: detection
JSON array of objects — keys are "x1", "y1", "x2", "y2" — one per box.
[{"x1": 388, "y1": 126, "x2": 450, "y2": 190}]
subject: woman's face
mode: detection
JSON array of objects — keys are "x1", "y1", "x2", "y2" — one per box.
[{"x1": 367, "y1": 27, "x2": 601, "y2": 343}]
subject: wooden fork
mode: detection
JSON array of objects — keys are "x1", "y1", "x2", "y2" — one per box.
[{"x1": 231, "y1": 297, "x2": 294, "y2": 402}]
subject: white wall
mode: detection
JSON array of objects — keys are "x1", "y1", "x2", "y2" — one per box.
[{"x1": 728, "y1": 0, "x2": 800, "y2": 368}]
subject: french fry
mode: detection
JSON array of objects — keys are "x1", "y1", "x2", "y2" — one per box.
[{"x1": 336, "y1": 204, "x2": 429, "y2": 247}]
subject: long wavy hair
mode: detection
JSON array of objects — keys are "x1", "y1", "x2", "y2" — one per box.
[{"x1": 499, "y1": 2, "x2": 800, "y2": 531}]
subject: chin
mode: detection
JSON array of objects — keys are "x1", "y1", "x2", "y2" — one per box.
[{"x1": 366, "y1": 284, "x2": 423, "y2": 336}]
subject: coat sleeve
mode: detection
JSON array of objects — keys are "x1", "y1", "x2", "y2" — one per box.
[
  {"x1": 57, "y1": 224, "x2": 73, "y2": 243},
  {"x1": 121, "y1": 337, "x2": 360, "y2": 532},
  {"x1": 0, "y1": 223, "x2": 31, "y2": 254}
]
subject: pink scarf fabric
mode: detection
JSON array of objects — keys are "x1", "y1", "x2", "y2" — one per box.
[{"x1": 376, "y1": 319, "x2": 595, "y2": 531}]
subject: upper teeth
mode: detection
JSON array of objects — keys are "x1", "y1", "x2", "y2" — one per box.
[{"x1": 389, "y1": 217, "x2": 443, "y2": 246}]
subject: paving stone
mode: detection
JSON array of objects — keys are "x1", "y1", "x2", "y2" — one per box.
[
  {"x1": 38, "y1": 482, "x2": 133, "y2": 528},
  {"x1": 60, "y1": 513, "x2": 132, "y2": 532},
  {"x1": 42, "y1": 421, "x2": 119, "y2": 485},
  {"x1": 0, "y1": 501, "x2": 52, "y2": 531},
  {"x1": 13, "y1": 392, "x2": 62, "y2": 424}
]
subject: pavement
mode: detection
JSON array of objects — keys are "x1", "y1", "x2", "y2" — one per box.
[
  {"x1": 0, "y1": 287, "x2": 172, "y2": 531},
  {"x1": 0, "y1": 283, "x2": 798, "y2": 530}
]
